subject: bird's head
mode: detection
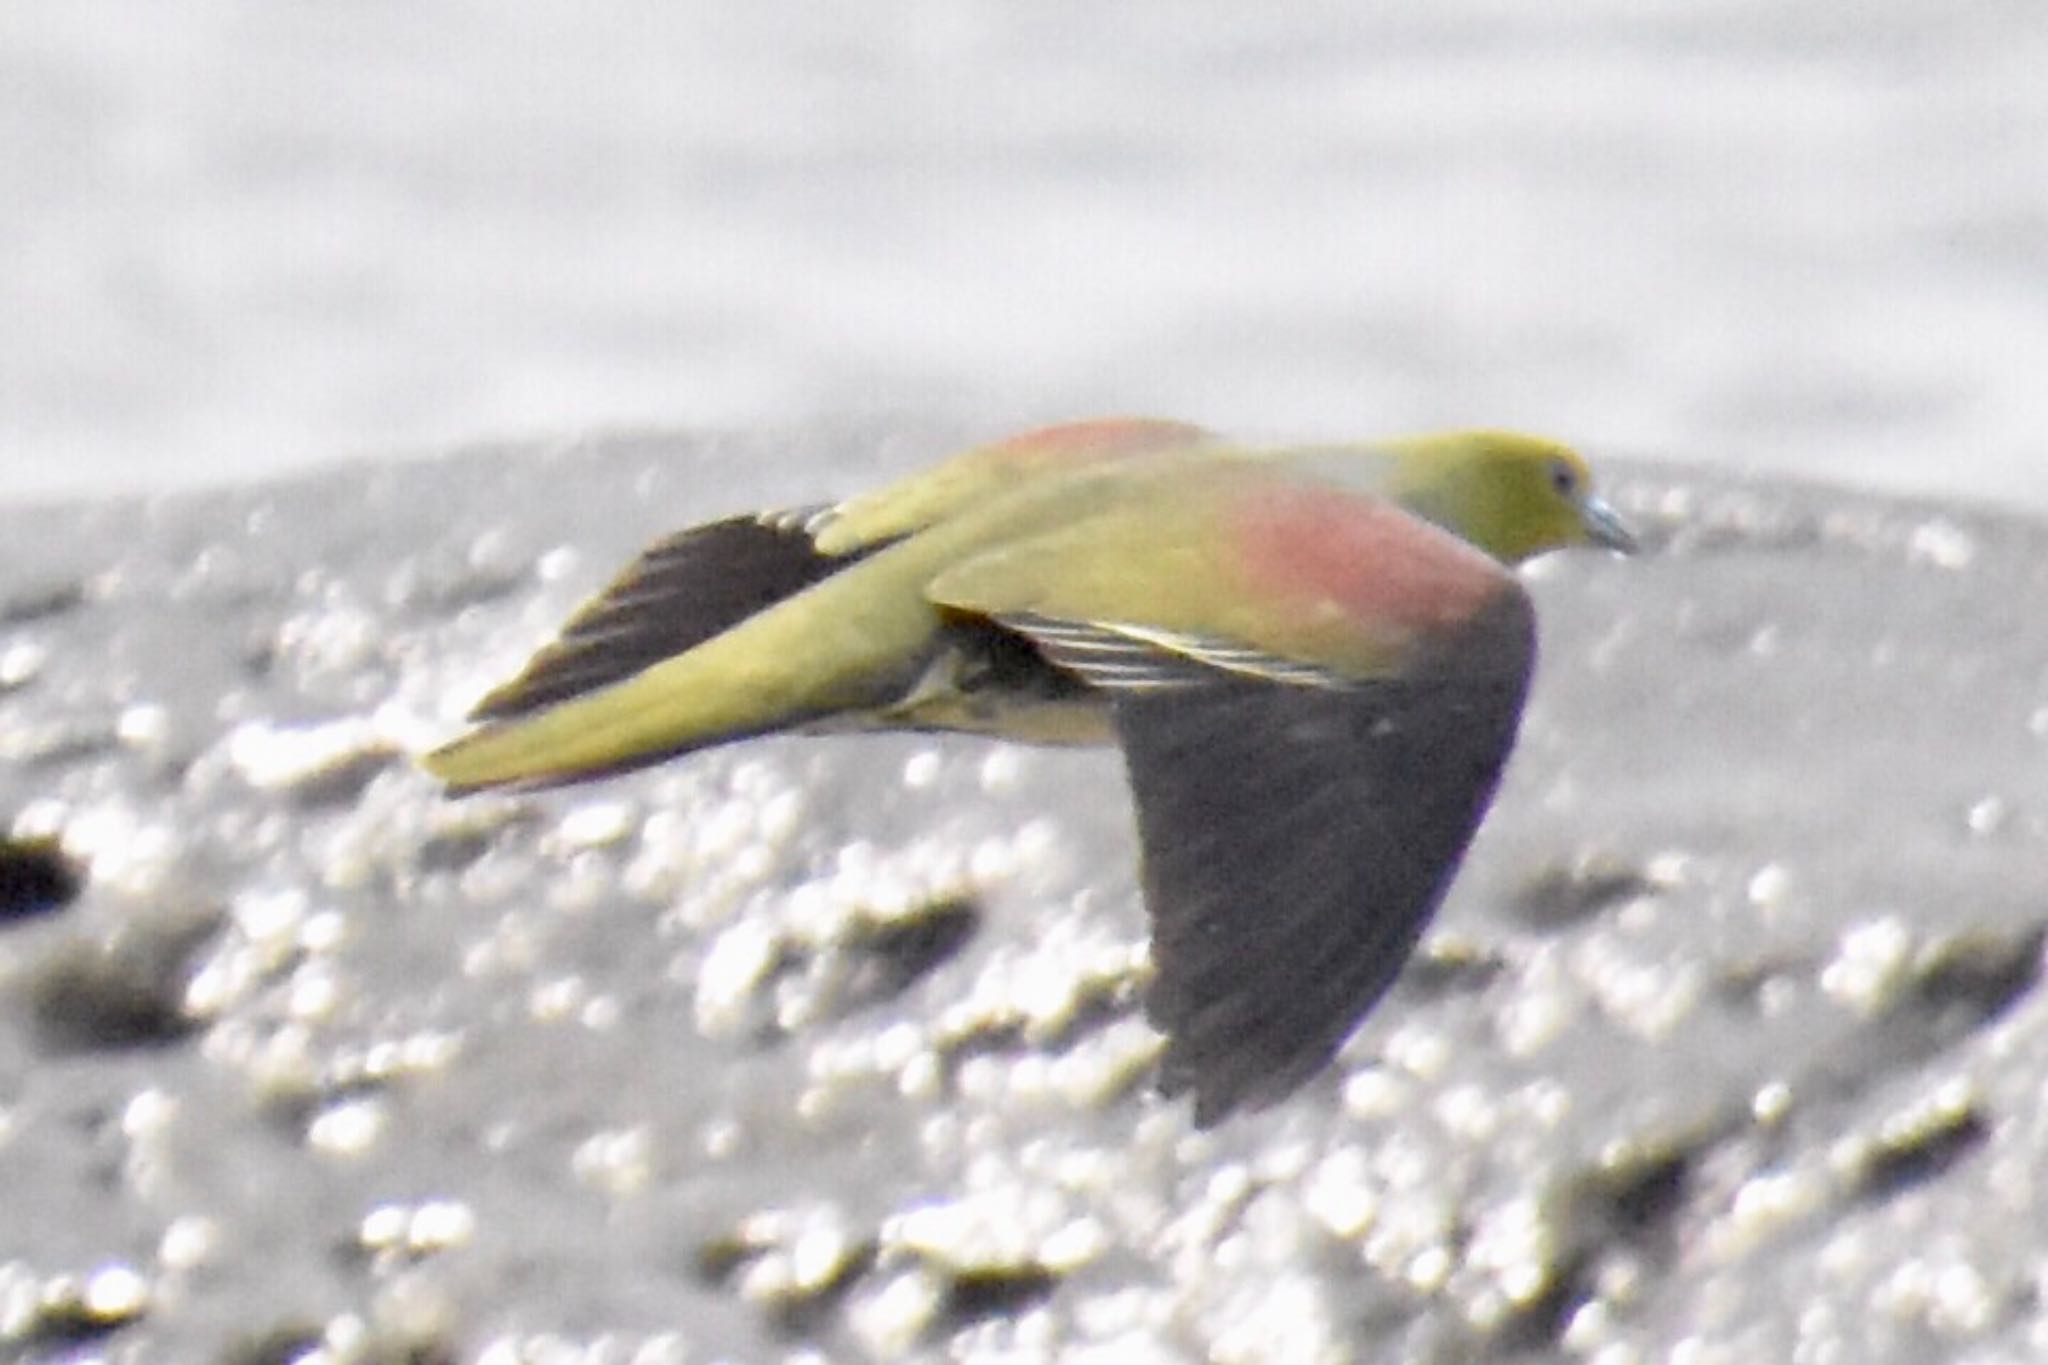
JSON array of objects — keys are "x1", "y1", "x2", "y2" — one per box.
[{"x1": 1383, "y1": 430, "x2": 1638, "y2": 565}]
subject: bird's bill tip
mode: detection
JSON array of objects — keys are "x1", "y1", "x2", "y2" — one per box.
[{"x1": 1580, "y1": 495, "x2": 1640, "y2": 554}]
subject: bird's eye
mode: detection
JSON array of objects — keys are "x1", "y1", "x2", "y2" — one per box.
[{"x1": 1548, "y1": 459, "x2": 1579, "y2": 498}]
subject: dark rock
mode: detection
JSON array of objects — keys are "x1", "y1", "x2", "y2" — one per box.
[
  {"x1": 0, "y1": 835, "x2": 83, "y2": 920},
  {"x1": 28, "y1": 910, "x2": 222, "y2": 1053}
]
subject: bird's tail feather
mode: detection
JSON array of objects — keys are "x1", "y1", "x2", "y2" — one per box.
[{"x1": 424, "y1": 646, "x2": 832, "y2": 794}]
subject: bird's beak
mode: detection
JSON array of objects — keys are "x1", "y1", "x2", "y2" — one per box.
[{"x1": 1579, "y1": 495, "x2": 1639, "y2": 554}]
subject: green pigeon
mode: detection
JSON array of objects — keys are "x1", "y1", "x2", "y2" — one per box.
[{"x1": 425, "y1": 419, "x2": 1637, "y2": 1123}]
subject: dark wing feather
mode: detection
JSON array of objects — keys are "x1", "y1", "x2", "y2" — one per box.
[
  {"x1": 1111, "y1": 590, "x2": 1536, "y2": 1126},
  {"x1": 469, "y1": 508, "x2": 857, "y2": 721}
]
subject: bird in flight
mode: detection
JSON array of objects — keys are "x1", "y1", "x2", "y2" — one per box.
[{"x1": 424, "y1": 419, "x2": 1637, "y2": 1124}]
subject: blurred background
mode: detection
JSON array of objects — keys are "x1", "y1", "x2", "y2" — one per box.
[{"x1": 3, "y1": 1, "x2": 2045, "y2": 510}]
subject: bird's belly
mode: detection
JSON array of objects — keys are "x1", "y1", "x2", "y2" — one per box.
[
  {"x1": 887, "y1": 691, "x2": 1115, "y2": 745},
  {"x1": 876, "y1": 618, "x2": 1115, "y2": 746}
]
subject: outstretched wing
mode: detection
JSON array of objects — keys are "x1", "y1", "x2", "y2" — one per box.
[
  {"x1": 933, "y1": 471, "x2": 1539, "y2": 1124},
  {"x1": 467, "y1": 510, "x2": 849, "y2": 721},
  {"x1": 1107, "y1": 599, "x2": 1532, "y2": 1125},
  {"x1": 993, "y1": 598, "x2": 1532, "y2": 1125}
]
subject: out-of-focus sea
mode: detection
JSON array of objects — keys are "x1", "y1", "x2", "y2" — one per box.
[{"x1": 3, "y1": 2, "x2": 2045, "y2": 510}]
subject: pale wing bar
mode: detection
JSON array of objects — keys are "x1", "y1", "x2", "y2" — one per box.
[{"x1": 995, "y1": 612, "x2": 1350, "y2": 693}]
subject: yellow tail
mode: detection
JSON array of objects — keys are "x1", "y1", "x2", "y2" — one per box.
[
  {"x1": 425, "y1": 544, "x2": 946, "y2": 792},
  {"x1": 423, "y1": 647, "x2": 804, "y2": 792}
]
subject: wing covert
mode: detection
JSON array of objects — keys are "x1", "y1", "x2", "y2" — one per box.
[{"x1": 990, "y1": 612, "x2": 1351, "y2": 693}]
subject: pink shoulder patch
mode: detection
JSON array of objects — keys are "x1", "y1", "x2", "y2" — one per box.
[
  {"x1": 985, "y1": 418, "x2": 1211, "y2": 471},
  {"x1": 1229, "y1": 484, "x2": 1509, "y2": 633}
]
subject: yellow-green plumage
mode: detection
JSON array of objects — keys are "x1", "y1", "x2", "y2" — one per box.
[
  {"x1": 814, "y1": 416, "x2": 1215, "y2": 556},
  {"x1": 424, "y1": 420, "x2": 1635, "y2": 1123}
]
